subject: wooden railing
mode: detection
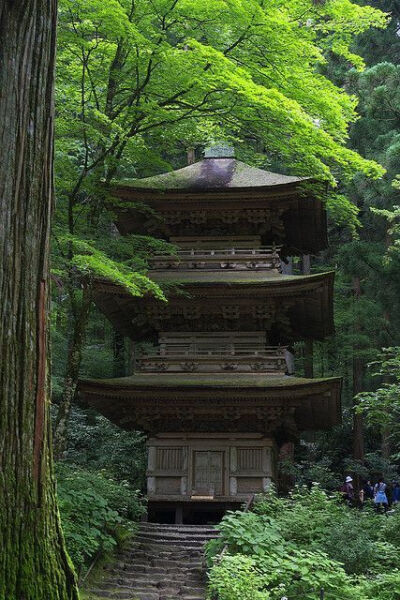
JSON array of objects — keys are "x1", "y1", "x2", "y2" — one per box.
[
  {"x1": 149, "y1": 246, "x2": 282, "y2": 271},
  {"x1": 137, "y1": 345, "x2": 289, "y2": 374}
]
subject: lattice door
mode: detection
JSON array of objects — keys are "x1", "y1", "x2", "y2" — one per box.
[{"x1": 193, "y1": 451, "x2": 223, "y2": 496}]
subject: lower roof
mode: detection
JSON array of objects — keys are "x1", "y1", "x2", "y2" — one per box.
[
  {"x1": 81, "y1": 372, "x2": 336, "y2": 388},
  {"x1": 79, "y1": 373, "x2": 342, "y2": 436}
]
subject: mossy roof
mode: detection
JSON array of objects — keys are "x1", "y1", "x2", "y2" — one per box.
[
  {"x1": 149, "y1": 270, "x2": 332, "y2": 285},
  {"x1": 113, "y1": 158, "x2": 309, "y2": 192},
  {"x1": 80, "y1": 373, "x2": 341, "y2": 390}
]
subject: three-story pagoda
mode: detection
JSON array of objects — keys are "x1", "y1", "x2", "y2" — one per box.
[{"x1": 79, "y1": 145, "x2": 341, "y2": 524}]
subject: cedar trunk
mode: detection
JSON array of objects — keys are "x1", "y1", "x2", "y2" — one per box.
[
  {"x1": 0, "y1": 2, "x2": 79, "y2": 598},
  {"x1": 352, "y1": 277, "x2": 364, "y2": 464},
  {"x1": 54, "y1": 285, "x2": 92, "y2": 458}
]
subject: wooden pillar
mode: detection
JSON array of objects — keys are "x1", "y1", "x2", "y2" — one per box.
[
  {"x1": 229, "y1": 446, "x2": 237, "y2": 495},
  {"x1": 147, "y1": 445, "x2": 156, "y2": 495},
  {"x1": 113, "y1": 330, "x2": 126, "y2": 377},
  {"x1": 181, "y1": 446, "x2": 188, "y2": 496},
  {"x1": 175, "y1": 505, "x2": 183, "y2": 524},
  {"x1": 281, "y1": 256, "x2": 293, "y2": 275},
  {"x1": 262, "y1": 446, "x2": 273, "y2": 491},
  {"x1": 302, "y1": 255, "x2": 314, "y2": 378},
  {"x1": 285, "y1": 348, "x2": 295, "y2": 375}
]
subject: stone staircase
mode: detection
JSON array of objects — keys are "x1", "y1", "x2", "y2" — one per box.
[{"x1": 87, "y1": 522, "x2": 218, "y2": 600}]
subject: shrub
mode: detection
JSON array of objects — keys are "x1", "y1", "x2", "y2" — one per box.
[
  {"x1": 359, "y1": 570, "x2": 400, "y2": 600},
  {"x1": 207, "y1": 555, "x2": 270, "y2": 600},
  {"x1": 206, "y1": 487, "x2": 400, "y2": 600},
  {"x1": 56, "y1": 462, "x2": 145, "y2": 574}
]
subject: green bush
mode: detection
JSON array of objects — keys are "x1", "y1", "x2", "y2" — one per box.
[
  {"x1": 322, "y1": 519, "x2": 375, "y2": 575},
  {"x1": 207, "y1": 555, "x2": 270, "y2": 600},
  {"x1": 207, "y1": 487, "x2": 400, "y2": 600},
  {"x1": 359, "y1": 571, "x2": 400, "y2": 600},
  {"x1": 56, "y1": 462, "x2": 145, "y2": 574}
]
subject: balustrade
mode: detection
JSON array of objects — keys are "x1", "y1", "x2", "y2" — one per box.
[
  {"x1": 149, "y1": 246, "x2": 282, "y2": 271},
  {"x1": 136, "y1": 344, "x2": 289, "y2": 374}
]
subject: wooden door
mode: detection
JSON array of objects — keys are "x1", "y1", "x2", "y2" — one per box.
[{"x1": 193, "y1": 451, "x2": 224, "y2": 496}]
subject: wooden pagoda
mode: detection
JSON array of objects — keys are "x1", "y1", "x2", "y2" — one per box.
[{"x1": 79, "y1": 146, "x2": 341, "y2": 524}]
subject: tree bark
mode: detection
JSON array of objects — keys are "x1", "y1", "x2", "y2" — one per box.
[
  {"x1": 352, "y1": 276, "x2": 365, "y2": 464},
  {"x1": 53, "y1": 284, "x2": 92, "y2": 459},
  {"x1": 0, "y1": 2, "x2": 79, "y2": 598}
]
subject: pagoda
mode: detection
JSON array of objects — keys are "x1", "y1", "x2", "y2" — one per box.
[{"x1": 79, "y1": 145, "x2": 341, "y2": 524}]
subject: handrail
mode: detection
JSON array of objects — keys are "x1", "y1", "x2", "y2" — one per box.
[
  {"x1": 151, "y1": 246, "x2": 281, "y2": 258},
  {"x1": 139, "y1": 345, "x2": 287, "y2": 357}
]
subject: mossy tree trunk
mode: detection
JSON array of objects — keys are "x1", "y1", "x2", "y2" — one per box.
[{"x1": 0, "y1": 1, "x2": 79, "y2": 598}]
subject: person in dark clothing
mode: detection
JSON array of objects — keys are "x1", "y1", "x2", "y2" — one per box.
[
  {"x1": 363, "y1": 480, "x2": 374, "y2": 501},
  {"x1": 392, "y1": 482, "x2": 400, "y2": 505}
]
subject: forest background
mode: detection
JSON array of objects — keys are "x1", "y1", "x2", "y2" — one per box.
[{"x1": 48, "y1": 0, "x2": 400, "y2": 583}]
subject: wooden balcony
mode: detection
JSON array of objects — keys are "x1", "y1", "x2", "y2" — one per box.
[
  {"x1": 136, "y1": 344, "x2": 289, "y2": 374},
  {"x1": 149, "y1": 246, "x2": 282, "y2": 271}
]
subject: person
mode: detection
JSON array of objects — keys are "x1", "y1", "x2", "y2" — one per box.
[
  {"x1": 392, "y1": 482, "x2": 400, "y2": 505},
  {"x1": 363, "y1": 480, "x2": 374, "y2": 501},
  {"x1": 374, "y1": 478, "x2": 389, "y2": 512},
  {"x1": 342, "y1": 476, "x2": 355, "y2": 505}
]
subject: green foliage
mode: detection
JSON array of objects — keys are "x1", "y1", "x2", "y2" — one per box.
[
  {"x1": 207, "y1": 487, "x2": 400, "y2": 600},
  {"x1": 62, "y1": 407, "x2": 147, "y2": 487},
  {"x1": 56, "y1": 462, "x2": 145, "y2": 573},
  {"x1": 357, "y1": 347, "x2": 400, "y2": 452},
  {"x1": 54, "y1": 235, "x2": 166, "y2": 300},
  {"x1": 359, "y1": 571, "x2": 400, "y2": 600},
  {"x1": 57, "y1": 0, "x2": 386, "y2": 206},
  {"x1": 207, "y1": 555, "x2": 269, "y2": 600}
]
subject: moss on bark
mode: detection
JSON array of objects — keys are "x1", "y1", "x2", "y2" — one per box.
[{"x1": 0, "y1": 1, "x2": 79, "y2": 598}]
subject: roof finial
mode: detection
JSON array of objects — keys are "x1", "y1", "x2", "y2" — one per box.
[{"x1": 204, "y1": 142, "x2": 235, "y2": 159}]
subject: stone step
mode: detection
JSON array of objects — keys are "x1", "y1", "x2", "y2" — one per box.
[
  {"x1": 137, "y1": 531, "x2": 215, "y2": 539},
  {"x1": 91, "y1": 590, "x2": 159, "y2": 600},
  {"x1": 181, "y1": 587, "x2": 206, "y2": 595},
  {"x1": 97, "y1": 583, "x2": 182, "y2": 595},
  {"x1": 121, "y1": 550, "x2": 204, "y2": 559},
  {"x1": 134, "y1": 533, "x2": 217, "y2": 548},
  {"x1": 141, "y1": 523, "x2": 215, "y2": 533},
  {"x1": 128, "y1": 546, "x2": 207, "y2": 556},
  {"x1": 86, "y1": 523, "x2": 209, "y2": 600},
  {"x1": 109, "y1": 577, "x2": 204, "y2": 588},
  {"x1": 110, "y1": 571, "x2": 203, "y2": 582},
  {"x1": 133, "y1": 536, "x2": 212, "y2": 547},
  {"x1": 112, "y1": 566, "x2": 204, "y2": 577},
  {"x1": 131, "y1": 539, "x2": 209, "y2": 547}
]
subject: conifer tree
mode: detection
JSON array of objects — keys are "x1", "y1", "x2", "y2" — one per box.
[{"x1": 0, "y1": 1, "x2": 79, "y2": 598}]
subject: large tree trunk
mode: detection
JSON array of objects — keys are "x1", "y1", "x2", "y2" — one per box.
[
  {"x1": 53, "y1": 285, "x2": 92, "y2": 459},
  {"x1": 0, "y1": 2, "x2": 79, "y2": 598},
  {"x1": 352, "y1": 276, "x2": 364, "y2": 497}
]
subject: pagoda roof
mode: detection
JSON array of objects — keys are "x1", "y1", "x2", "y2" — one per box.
[
  {"x1": 110, "y1": 159, "x2": 327, "y2": 256},
  {"x1": 113, "y1": 158, "x2": 309, "y2": 192},
  {"x1": 92, "y1": 270, "x2": 334, "y2": 342},
  {"x1": 148, "y1": 269, "x2": 327, "y2": 285},
  {"x1": 79, "y1": 373, "x2": 342, "y2": 435}
]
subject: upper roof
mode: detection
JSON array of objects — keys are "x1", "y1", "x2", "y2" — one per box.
[
  {"x1": 92, "y1": 270, "x2": 334, "y2": 343},
  {"x1": 113, "y1": 158, "x2": 309, "y2": 192}
]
